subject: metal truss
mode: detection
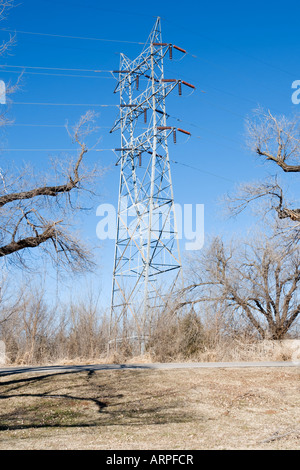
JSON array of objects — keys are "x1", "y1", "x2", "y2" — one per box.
[{"x1": 109, "y1": 18, "x2": 194, "y2": 349}]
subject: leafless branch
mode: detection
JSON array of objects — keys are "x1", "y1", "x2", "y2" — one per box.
[
  {"x1": 181, "y1": 233, "x2": 300, "y2": 339},
  {"x1": 0, "y1": 111, "x2": 101, "y2": 271}
]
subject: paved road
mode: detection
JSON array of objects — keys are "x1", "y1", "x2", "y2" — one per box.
[{"x1": 0, "y1": 361, "x2": 298, "y2": 376}]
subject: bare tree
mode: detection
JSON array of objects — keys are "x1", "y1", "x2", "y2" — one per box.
[
  {"x1": 18, "y1": 286, "x2": 54, "y2": 364},
  {"x1": 0, "y1": 2, "x2": 103, "y2": 271},
  {"x1": 0, "y1": 1, "x2": 15, "y2": 56},
  {"x1": 227, "y1": 108, "x2": 300, "y2": 239},
  {"x1": 0, "y1": 272, "x2": 23, "y2": 325},
  {"x1": 0, "y1": 0, "x2": 18, "y2": 126},
  {"x1": 182, "y1": 233, "x2": 300, "y2": 340},
  {"x1": 0, "y1": 111, "x2": 100, "y2": 271}
]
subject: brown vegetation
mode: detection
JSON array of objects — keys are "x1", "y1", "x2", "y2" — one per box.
[{"x1": 0, "y1": 367, "x2": 299, "y2": 450}]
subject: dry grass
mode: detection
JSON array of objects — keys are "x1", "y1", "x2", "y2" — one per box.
[
  {"x1": 194, "y1": 338, "x2": 300, "y2": 363},
  {"x1": 0, "y1": 367, "x2": 299, "y2": 450},
  {"x1": 6, "y1": 338, "x2": 300, "y2": 367}
]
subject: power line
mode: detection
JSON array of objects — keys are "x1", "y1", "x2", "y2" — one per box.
[
  {"x1": 1, "y1": 23, "x2": 294, "y2": 83},
  {"x1": 165, "y1": 64, "x2": 283, "y2": 120},
  {"x1": 9, "y1": 124, "x2": 150, "y2": 131},
  {"x1": 0, "y1": 28, "x2": 144, "y2": 45},
  {"x1": 184, "y1": 53, "x2": 289, "y2": 104},
  {"x1": 0, "y1": 69, "x2": 113, "y2": 79},
  {"x1": 43, "y1": 0, "x2": 153, "y2": 21},
  {"x1": 11, "y1": 101, "x2": 118, "y2": 107},
  {"x1": 1, "y1": 64, "x2": 112, "y2": 73},
  {"x1": 0, "y1": 148, "x2": 234, "y2": 182},
  {"x1": 0, "y1": 64, "x2": 274, "y2": 123},
  {"x1": 170, "y1": 159, "x2": 235, "y2": 183},
  {"x1": 6, "y1": 100, "x2": 245, "y2": 152},
  {"x1": 169, "y1": 115, "x2": 244, "y2": 146},
  {"x1": 163, "y1": 18, "x2": 297, "y2": 79},
  {"x1": 0, "y1": 151, "x2": 235, "y2": 184},
  {"x1": 0, "y1": 66, "x2": 273, "y2": 121},
  {"x1": 11, "y1": 123, "x2": 112, "y2": 128},
  {"x1": 187, "y1": 51, "x2": 296, "y2": 80},
  {"x1": 0, "y1": 148, "x2": 114, "y2": 151},
  {"x1": 40, "y1": 0, "x2": 297, "y2": 79},
  {"x1": 13, "y1": 123, "x2": 66, "y2": 128},
  {"x1": 7, "y1": 114, "x2": 244, "y2": 155},
  {"x1": 0, "y1": 64, "x2": 272, "y2": 124}
]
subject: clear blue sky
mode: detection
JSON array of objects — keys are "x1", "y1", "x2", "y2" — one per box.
[{"x1": 1, "y1": 0, "x2": 299, "y2": 307}]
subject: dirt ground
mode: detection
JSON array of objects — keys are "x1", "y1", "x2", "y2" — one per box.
[{"x1": 0, "y1": 366, "x2": 299, "y2": 450}]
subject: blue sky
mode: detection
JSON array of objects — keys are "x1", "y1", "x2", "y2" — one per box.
[{"x1": 1, "y1": 0, "x2": 300, "y2": 307}]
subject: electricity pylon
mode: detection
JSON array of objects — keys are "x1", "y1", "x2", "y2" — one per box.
[{"x1": 109, "y1": 17, "x2": 194, "y2": 350}]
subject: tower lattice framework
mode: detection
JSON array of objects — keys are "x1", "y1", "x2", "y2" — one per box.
[{"x1": 110, "y1": 18, "x2": 194, "y2": 346}]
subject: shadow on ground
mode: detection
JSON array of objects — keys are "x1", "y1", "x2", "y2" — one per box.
[{"x1": 0, "y1": 369, "x2": 195, "y2": 432}]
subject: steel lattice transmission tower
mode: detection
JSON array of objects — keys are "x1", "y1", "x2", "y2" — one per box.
[{"x1": 109, "y1": 18, "x2": 194, "y2": 347}]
